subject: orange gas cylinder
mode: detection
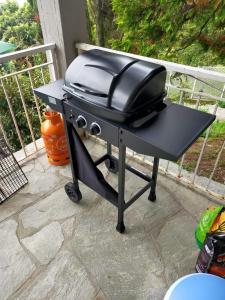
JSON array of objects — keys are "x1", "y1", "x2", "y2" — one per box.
[{"x1": 41, "y1": 110, "x2": 70, "y2": 166}]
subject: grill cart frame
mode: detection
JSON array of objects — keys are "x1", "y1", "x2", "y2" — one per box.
[
  {"x1": 63, "y1": 118, "x2": 159, "y2": 233},
  {"x1": 35, "y1": 79, "x2": 215, "y2": 233}
]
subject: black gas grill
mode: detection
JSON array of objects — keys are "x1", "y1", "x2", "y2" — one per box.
[{"x1": 34, "y1": 49, "x2": 215, "y2": 233}]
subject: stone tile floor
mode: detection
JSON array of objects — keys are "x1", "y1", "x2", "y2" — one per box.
[{"x1": 0, "y1": 138, "x2": 219, "y2": 300}]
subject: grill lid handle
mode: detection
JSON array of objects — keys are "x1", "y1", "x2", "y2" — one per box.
[
  {"x1": 83, "y1": 62, "x2": 135, "y2": 108},
  {"x1": 71, "y1": 64, "x2": 120, "y2": 106},
  {"x1": 70, "y1": 83, "x2": 108, "y2": 98},
  {"x1": 84, "y1": 64, "x2": 118, "y2": 77},
  {"x1": 84, "y1": 64, "x2": 119, "y2": 107}
]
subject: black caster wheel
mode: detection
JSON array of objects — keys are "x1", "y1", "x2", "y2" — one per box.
[
  {"x1": 148, "y1": 192, "x2": 156, "y2": 202},
  {"x1": 116, "y1": 222, "x2": 126, "y2": 233},
  {"x1": 105, "y1": 157, "x2": 119, "y2": 174},
  {"x1": 65, "y1": 182, "x2": 82, "y2": 203}
]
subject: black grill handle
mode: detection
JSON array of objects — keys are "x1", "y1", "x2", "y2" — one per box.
[
  {"x1": 85, "y1": 62, "x2": 123, "y2": 108},
  {"x1": 85, "y1": 64, "x2": 118, "y2": 77},
  {"x1": 84, "y1": 64, "x2": 119, "y2": 108},
  {"x1": 70, "y1": 83, "x2": 108, "y2": 98}
]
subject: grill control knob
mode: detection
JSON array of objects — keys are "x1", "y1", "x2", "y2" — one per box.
[
  {"x1": 90, "y1": 122, "x2": 101, "y2": 136},
  {"x1": 75, "y1": 115, "x2": 87, "y2": 128}
]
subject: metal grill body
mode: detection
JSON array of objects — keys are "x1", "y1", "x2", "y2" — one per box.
[
  {"x1": 35, "y1": 79, "x2": 215, "y2": 233},
  {"x1": 0, "y1": 137, "x2": 28, "y2": 203}
]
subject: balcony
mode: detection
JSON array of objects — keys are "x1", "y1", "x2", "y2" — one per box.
[
  {"x1": 0, "y1": 135, "x2": 220, "y2": 299},
  {"x1": 0, "y1": 7, "x2": 225, "y2": 299}
]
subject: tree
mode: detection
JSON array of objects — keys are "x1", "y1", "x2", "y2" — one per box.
[
  {"x1": 110, "y1": 0, "x2": 225, "y2": 66},
  {"x1": 27, "y1": 0, "x2": 38, "y2": 13},
  {"x1": 86, "y1": 0, "x2": 115, "y2": 46},
  {"x1": 0, "y1": 0, "x2": 42, "y2": 50}
]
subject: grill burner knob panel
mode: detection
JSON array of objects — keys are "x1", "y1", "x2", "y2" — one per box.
[
  {"x1": 90, "y1": 122, "x2": 101, "y2": 136},
  {"x1": 75, "y1": 115, "x2": 87, "y2": 128}
]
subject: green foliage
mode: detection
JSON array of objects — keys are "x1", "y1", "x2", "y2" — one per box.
[
  {"x1": 110, "y1": 0, "x2": 225, "y2": 66},
  {"x1": 86, "y1": 0, "x2": 115, "y2": 46},
  {"x1": 0, "y1": 0, "x2": 47, "y2": 151},
  {"x1": 218, "y1": 100, "x2": 225, "y2": 108},
  {"x1": 0, "y1": 0, "x2": 41, "y2": 49},
  {"x1": 27, "y1": 0, "x2": 38, "y2": 13},
  {"x1": 201, "y1": 119, "x2": 225, "y2": 138}
]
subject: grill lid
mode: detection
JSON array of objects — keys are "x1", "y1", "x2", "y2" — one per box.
[{"x1": 65, "y1": 50, "x2": 136, "y2": 98}]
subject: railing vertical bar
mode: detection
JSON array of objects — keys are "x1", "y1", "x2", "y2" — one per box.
[
  {"x1": 0, "y1": 117, "x2": 10, "y2": 146},
  {"x1": 178, "y1": 87, "x2": 197, "y2": 177},
  {"x1": 206, "y1": 137, "x2": 225, "y2": 190},
  {"x1": 178, "y1": 155, "x2": 185, "y2": 177},
  {"x1": 164, "y1": 160, "x2": 170, "y2": 174},
  {"x1": 192, "y1": 126, "x2": 211, "y2": 183},
  {"x1": 195, "y1": 94, "x2": 202, "y2": 110},
  {"x1": 190, "y1": 78, "x2": 197, "y2": 99},
  {"x1": 206, "y1": 83, "x2": 225, "y2": 189},
  {"x1": 167, "y1": 89, "x2": 185, "y2": 175},
  {"x1": 191, "y1": 91, "x2": 223, "y2": 184},
  {"x1": 166, "y1": 72, "x2": 172, "y2": 96},
  {"x1": 0, "y1": 79, "x2": 27, "y2": 157},
  {"x1": 15, "y1": 75, "x2": 38, "y2": 151},
  {"x1": 28, "y1": 70, "x2": 42, "y2": 124},
  {"x1": 40, "y1": 67, "x2": 46, "y2": 84}
]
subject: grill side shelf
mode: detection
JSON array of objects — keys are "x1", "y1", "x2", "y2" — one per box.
[
  {"x1": 33, "y1": 79, "x2": 66, "y2": 113},
  {"x1": 121, "y1": 103, "x2": 215, "y2": 161}
]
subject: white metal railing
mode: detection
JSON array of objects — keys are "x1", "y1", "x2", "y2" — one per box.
[
  {"x1": 1, "y1": 42, "x2": 224, "y2": 200},
  {"x1": 0, "y1": 43, "x2": 58, "y2": 162},
  {"x1": 76, "y1": 43, "x2": 225, "y2": 200}
]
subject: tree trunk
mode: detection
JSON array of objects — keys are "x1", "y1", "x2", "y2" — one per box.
[{"x1": 95, "y1": 0, "x2": 105, "y2": 46}]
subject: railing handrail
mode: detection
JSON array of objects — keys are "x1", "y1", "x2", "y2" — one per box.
[
  {"x1": 76, "y1": 43, "x2": 225, "y2": 83},
  {"x1": 0, "y1": 42, "x2": 56, "y2": 64},
  {"x1": 0, "y1": 62, "x2": 52, "y2": 80}
]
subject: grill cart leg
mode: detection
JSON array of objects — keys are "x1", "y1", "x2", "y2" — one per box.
[
  {"x1": 148, "y1": 157, "x2": 159, "y2": 202},
  {"x1": 105, "y1": 142, "x2": 119, "y2": 173},
  {"x1": 107, "y1": 142, "x2": 112, "y2": 156},
  {"x1": 116, "y1": 143, "x2": 126, "y2": 233},
  {"x1": 63, "y1": 120, "x2": 82, "y2": 203}
]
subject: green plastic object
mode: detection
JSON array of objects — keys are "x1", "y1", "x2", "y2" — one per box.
[
  {"x1": 0, "y1": 41, "x2": 16, "y2": 54},
  {"x1": 195, "y1": 206, "x2": 223, "y2": 249}
]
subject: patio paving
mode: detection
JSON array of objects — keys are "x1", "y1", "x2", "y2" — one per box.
[{"x1": 0, "y1": 137, "x2": 219, "y2": 300}]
